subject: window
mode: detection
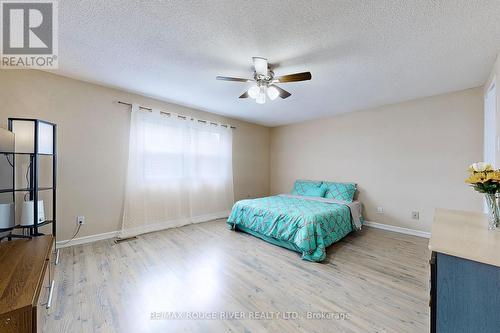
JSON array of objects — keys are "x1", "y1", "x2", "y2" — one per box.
[
  {"x1": 122, "y1": 105, "x2": 234, "y2": 237},
  {"x1": 141, "y1": 118, "x2": 231, "y2": 184}
]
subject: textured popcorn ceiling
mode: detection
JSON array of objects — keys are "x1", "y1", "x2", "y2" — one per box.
[{"x1": 54, "y1": 1, "x2": 500, "y2": 126}]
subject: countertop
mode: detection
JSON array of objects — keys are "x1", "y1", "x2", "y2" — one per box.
[{"x1": 429, "y1": 208, "x2": 500, "y2": 268}]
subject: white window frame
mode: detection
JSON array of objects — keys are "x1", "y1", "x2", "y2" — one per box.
[
  {"x1": 484, "y1": 78, "x2": 496, "y2": 167},
  {"x1": 484, "y1": 77, "x2": 496, "y2": 213}
]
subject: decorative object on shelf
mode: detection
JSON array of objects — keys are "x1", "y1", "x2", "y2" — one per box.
[
  {"x1": 21, "y1": 200, "x2": 45, "y2": 226},
  {"x1": 465, "y1": 162, "x2": 500, "y2": 230},
  {"x1": 0, "y1": 203, "x2": 14, "y2": 229}
]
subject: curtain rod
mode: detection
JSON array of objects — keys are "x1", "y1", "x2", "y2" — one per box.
[{"x1": 117, "y1": 101, "x2": 236, "y2": 129}]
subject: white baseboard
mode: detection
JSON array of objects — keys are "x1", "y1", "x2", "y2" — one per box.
[
  {"x1": 363, "y1": 221, "x2": 430, "y2": 238},
  {"x1": 56, "y1": 230, "x2": 119, "y2": 248},
  {"x1": 56, "y1": 217, "x2": 429, "y2": 248},
  {"x1": 56, "y1": 211, "x2": 230, "y2": 248},
  {"x1": 118, "y1": 211, "x2": 230, "y2": 239}
]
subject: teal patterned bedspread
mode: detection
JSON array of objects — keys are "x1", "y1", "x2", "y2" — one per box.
[{"x1": 227, "y1": 195, "x2": 355, "y2": 262}]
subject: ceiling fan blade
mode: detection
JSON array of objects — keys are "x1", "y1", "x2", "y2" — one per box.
[
  {"x1": 253, "y1": 57, "x2": 268, "y2": 76},
  {"x1": 275, "y1": 72, "x2": 312, "y2": 83},
  {"x1": 216, "y1": 76, "x2": 251, "y2": 82},
  {"x1": 270, "y1": 84, "x2": 291, "y2": 99},
  {"x1": 239, "y1": 90, "x2": 249, "y2": 98}
]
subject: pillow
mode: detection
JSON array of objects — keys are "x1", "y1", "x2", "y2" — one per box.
[
  {"x1": 322, "y1": 182, "x2": 357, "y2": 202},
  {"x1": 302, "y1": 185, "x2": 327, "y2": 198},
  {"x1": 291, "y1": 180, "x2": 324, "y2": 196}
]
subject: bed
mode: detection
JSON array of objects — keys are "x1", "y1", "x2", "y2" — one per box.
[{"x1": 227, "y1": 180, "x2": 363, "y2": 262}]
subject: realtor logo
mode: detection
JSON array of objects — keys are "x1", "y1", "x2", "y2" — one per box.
[{"x1": 1, "y1": 0, "x2": 58, "y2": 68}]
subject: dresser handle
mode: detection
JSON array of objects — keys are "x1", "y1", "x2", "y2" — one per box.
[{"x1": 46, "y1": 280, "x2": 55, "y2": 309}]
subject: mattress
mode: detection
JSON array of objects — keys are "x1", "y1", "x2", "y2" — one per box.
[{"x1": 227, "y1": 194, "x2": 362, "y2": 262}]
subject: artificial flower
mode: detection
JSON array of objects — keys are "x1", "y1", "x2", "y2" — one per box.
[
  {"x1": 486, "y1": 171, "x2": 500, "y2": 182},
  {"x1": 468, "y1": 162, "x2": 493, "y2": 172},
  {"x1": 465, "y1": 172, "x2": 487, "y2": 184},
  {"x1": 466, "y1": 163, "x2": 500, "y2": 194}
]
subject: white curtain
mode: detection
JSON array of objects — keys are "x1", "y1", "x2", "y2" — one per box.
[{"x1": 121, "y1": 104, "x2": 234, "y2": 237}]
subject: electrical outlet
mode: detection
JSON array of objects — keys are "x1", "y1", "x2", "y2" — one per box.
[
  {"x1": 376, "y1": 207, "x2": 384, "y2": 213},
  {"x1": 411, "y1": 211, "x2": 419, "y2": 220},
  {"x1": 77, "y1": 216, "x2": 85, "y2": 225}
]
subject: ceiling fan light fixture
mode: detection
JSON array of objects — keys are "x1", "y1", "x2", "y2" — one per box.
[
  {"x1": 256, "y1": 93, "x2": 266, "y2": 104},
  {"x1": 267, "y1": 86, "x2": 279, "y2": 100},
  {"x1": 217, "y1": 56, "x2": 311, "y2": 103},
  {"x1": 253, "y1": 57, "x2": 268, "y2": 76},
  {"x1": 248, "y1": 85, "x2": 260, "y2": 99}
]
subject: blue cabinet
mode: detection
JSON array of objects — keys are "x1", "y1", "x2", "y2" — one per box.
[{"x1": 431, "y1": 252, "x2": 500, "y2": 333}]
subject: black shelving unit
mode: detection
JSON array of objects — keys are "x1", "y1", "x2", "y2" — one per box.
[
  {"x1": 0, "y1": 148, "x2": 29, "y2": 240},
  {"x1": 2, "y1": 118, "x2": 58, "y2": 261}
]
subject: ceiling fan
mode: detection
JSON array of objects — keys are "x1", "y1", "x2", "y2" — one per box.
[{"x1": 216, "y1": 57, "x2": 312, "y2": 104}]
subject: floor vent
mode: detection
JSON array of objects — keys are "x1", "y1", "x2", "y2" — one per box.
[{"x1": 114, "y1": 236, "x2": 138, "y2": 244}]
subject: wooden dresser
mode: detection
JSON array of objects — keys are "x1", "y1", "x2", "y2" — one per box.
[
  {"x1": 0, "y1": 236, "x2": 55, "y2": 333},
  {"x1": 429, "y1": 209, "x2": 500, "y2": 333}
]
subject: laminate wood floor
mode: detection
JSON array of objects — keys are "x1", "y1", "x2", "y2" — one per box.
[{"x1": 42, "y1": 220, "x2": 430, "y2": 333}]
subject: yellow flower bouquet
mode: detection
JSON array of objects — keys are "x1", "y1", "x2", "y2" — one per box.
[
  {"x1": 466, "y1": 162, "x2": 500, "y2": 230},
  {"x1": 465, "y1": 162, "x2": 500, "y2": 194}
]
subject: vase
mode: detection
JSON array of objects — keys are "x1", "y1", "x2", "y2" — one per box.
[{"x1": 484, "y1": 193, "x2": 500, "y2": 230}]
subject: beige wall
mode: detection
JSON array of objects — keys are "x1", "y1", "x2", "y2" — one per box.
[
  {"x1": 0, "y1": 69, "x2": 485, "y2": 238},
  {"x1": 0, "y1": 70, "x2": 270, "y2": 240},
  {"x1": 270, "y1": 88, "x2": 484, "y2": 232}
]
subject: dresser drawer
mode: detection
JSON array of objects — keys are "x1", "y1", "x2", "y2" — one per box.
[
  {"x1": 0, "y1": 236, "x2": 54, "y2": 333},
  {"x1": 34, "y1": 257, "x2": 55, "y2": 332},
  {"x1": 0, "y1": 307, "x2": 32, "y2": 333}
]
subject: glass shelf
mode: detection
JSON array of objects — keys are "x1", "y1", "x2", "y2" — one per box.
[
  {"x1": 0, "y1": 151, "x2": 55, "y2": 156},
  {"x1": 0, "y1": 187, "x2": 54, "y2": 194},
  {"x1": 14, "y1": 220, "x2": 54, "y2": 229}
]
